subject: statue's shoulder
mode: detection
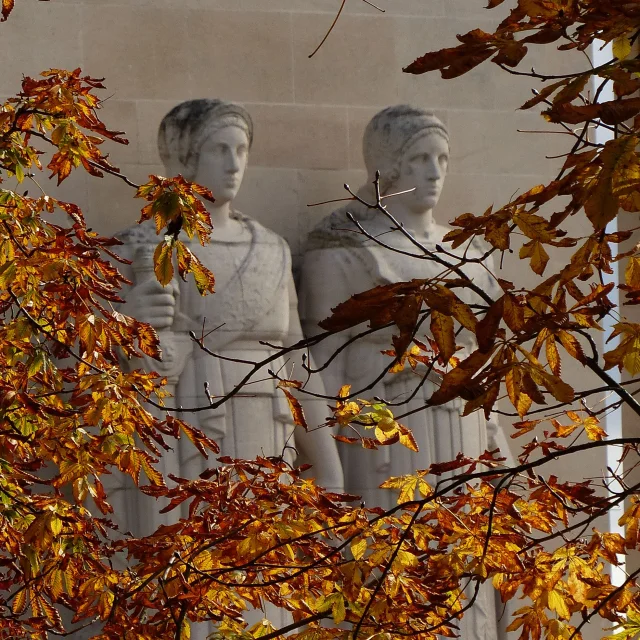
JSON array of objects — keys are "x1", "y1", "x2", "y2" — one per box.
[
  {"x1": 234, "y1": 211, "x2": 290, "y2": 253},
  {"x1": 236, "y1": 212, "x2": 282, "y2": 241},
  {"x1": 306, "y1": 207, "x2": 372, "y2": 251},
  {"x1": 116, "y1": 222, "x2": 158, "y2": 245},
  {"x1": 117, "y1": 215, "x2": 289, "y2": 252}
]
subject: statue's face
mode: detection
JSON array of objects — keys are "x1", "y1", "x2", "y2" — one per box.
[
  {"x1": 392, "y1": 133, "x2": 449, "y2": 215},
  {"x1": 193, "y1": 125, "x2": 249, "y2": 205}
]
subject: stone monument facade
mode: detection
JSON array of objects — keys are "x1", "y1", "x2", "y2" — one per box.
[{"x1": 0, "y1": 4, "x2": 609, "y2": 640}]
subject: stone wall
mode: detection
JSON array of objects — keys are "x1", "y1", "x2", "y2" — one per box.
[{"x1": 1, "y1": 0, "x2": 584, "y2": 258}]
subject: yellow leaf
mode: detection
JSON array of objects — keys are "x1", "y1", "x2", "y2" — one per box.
[
  {"x1": 175, "y1": 239, "x2": 192, "y2": 280},
  {"x1": 626, "y1": 257, "x2": 640, "y2": 289},
  {"x1": 316, "y1": 593, "x2": 346, "y2": 625},
  {"x1": 40, "y1": 597, "x2": 62, "y2": 630},
  {"x1": 552, "y1": 421, "x2": 579, "y2": 438},
  {"x1": 28, "y1": 352, "x2": 45, "y2": 377},
  {"x1": 548, "y1": 620, "x2": 572, "y2": 640},
  {"x1": 48, "y1": 514, "x2": 63, "y2": 536},
  {"x1": 119, "y1": 449, "x2": 141, "y2": 486},
  {"x1": 12, "y1": 587, "x2": 27, "y2": 615},
  {"x1": 0, "y1": 260, "x2": 16, "y2": 289},
  {"x1": 190, "y1": 254, "x2": 215, "y2": 295},
  {"x1": 332, "y1": 595, "x2": 346, "y2": 624},
  {"x1": 380, "y1": 475, "x2": 419, "y2": 504},
  {"x1": 624, "y1": 338, "x2": 640, "y2": 376},
  {"x1": 451, "y1": 299, "x2": 478, "y2": 332},
  {"x1": 49, "y1": 569, "x2": 65, "y2": 600},
  {"x1": 557, "y1": 330, "x2": 585, "y2": 363},
  {"x1": 613, "y1": 36, "x2": 632, "y2": 61},
  {"x1": 371, "y1": 405, "x2": 394, "y2": 423},
  {"x1": 505, "y1": 365, "x2": 521, "y2": 410},
  {"x1": 153, "y1": 240, "x2": 174, "y2": 286},
  {"x1": 238, "y1": 533, "x2": 264, "y2": 559},
  {"x1": 417, "y1": 477, "x2": 431, "y2": 497},
  {"x1": 546, "y1": 335, "x2": 561, "y2": 376},
  {"x1": 604, "y1": 323, "x2": 640, "y2": 373},
  {"x1": 547, "y1": 588, "x2": 570, "y2": 620},
  {"x1": 398, "y1": 425, "x2": 419, "y2": 452},
  {"x1": 584, "y1": 417, "x2": 607, "y2": 441},
  {"x1": 540, "y1": 371, "x2": 574, "y2": 403},
  {"x1": 279, "y1": 386, "x2": 308, "y2": 430},
  {"x1": 140, "y1": 452, "x2": 165, "y2": 487},
  {"x1": 351, "y1": 537, "x2": 367, "y2": 561},
  {"x1": 338, "y1": 384, "x2": 351, "y2": 398},
  {"x1": 627, "y1": 609, "x2": 640, "y2": 630},
  {"x1": 375, "y1": 416, "x2": 399, "y2": 443},
  {"x1": 249, "y1": 619, "x2": 276, "y2": 639},
  {"x1": 335, "y1": 400, "x2": 361, "y2": 425},
  {"x1": 586, "y1": 137, "x2": 637, "y2": 230},
  {"x1": 506, "y1": 616, "x2": 526, "y2": 633},
  {"x1": 176, "y1": 417, "x2": 220, "y2": 457},
  {"x1": 136, "y1": 321, "x2": 161, "y2": 359},
  {"x1": 513, "y1": 210, "x2": 553, "y2": 242},
  {"x1": 520, "y1": 239, "x2": 550, "y2": 275},
  {"x1": 504, "y1": 294, "x2": 525, "y2": 332},
  {"x1": 393, "y1": 548, "x2": 419, "y2": 572},
  {"x1": 516, "y1": 390, "x2": 533, "y2": 417}
]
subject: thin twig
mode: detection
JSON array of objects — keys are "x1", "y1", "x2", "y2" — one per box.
[{"x1": 309, "y1": 0, "x2": 347, "y2": 58}]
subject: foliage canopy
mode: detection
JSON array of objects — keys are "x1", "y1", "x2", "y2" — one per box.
[{"x1": 1, "y1": 1, "x2": 640, "y2": 640}]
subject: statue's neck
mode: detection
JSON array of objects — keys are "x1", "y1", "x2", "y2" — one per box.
[
  {"x1": 207, "y1": 201, "x2": 233, "y2": 228},
  {"x1": 204, "y1": 201, "x2": 248, "y2": 242},
  {"x1": 385, "y1": 205, "x2": 435, "y2": 239}
]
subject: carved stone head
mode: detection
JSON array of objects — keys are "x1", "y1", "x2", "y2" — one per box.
[
  {"x1": 157, "y1": 99, "x2": 254, "y2": 185},
  {"x1": 362, "y1": 105, "x2": 449, "y2": 198}
]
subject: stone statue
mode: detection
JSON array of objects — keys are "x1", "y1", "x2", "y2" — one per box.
[
  {"x1": 114, "y1": 100, "x2": 344, "y2": 537},
  {"x1": 298, "y1": 105, "x2": 512, "y2": 640}
]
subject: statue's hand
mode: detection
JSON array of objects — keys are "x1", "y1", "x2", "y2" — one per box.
[{"x1": 124, "y1": 278, "x2": 179, "y2": 330}]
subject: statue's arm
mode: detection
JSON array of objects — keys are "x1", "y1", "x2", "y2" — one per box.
[
  {"x1": 114, "y1": 231, "x2": 182, "y2": 378},
  {"x1": 486, "y1": 417, "x2": 515, "y2": 467},
  {"x1": 476, "y1": 250, "x2": 516, "y2": 466},
  {"x1": 297, "y1": 248, "x2": 354, "y2": 399},
  {"x1": 285, "y1": 275, "x2": 344, "y2": 493},
  {"x1": 114, "y1": 232, "x2": 179, "y2": 331}
]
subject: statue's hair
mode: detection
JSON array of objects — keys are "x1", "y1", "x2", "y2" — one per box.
[{"x1": 157, "y1": 99, "x2": 253, "y2": 180}]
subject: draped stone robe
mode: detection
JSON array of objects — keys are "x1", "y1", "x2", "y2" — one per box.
[
  {"x1": 113, "y1": 214, "x2": 297, "y2": 533},
  {"x1": 299, "y1": 208, "x2": 513, "y2": 640},
  {"x1": 113, "y1": 212, "x2": 296, "y2": 640}
]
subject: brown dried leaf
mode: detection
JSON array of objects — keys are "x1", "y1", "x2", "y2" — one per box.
[
  {"x1": 430, "y1": 349, "x2": 492, "y2": 406},
  {"x1": 430, "y1": 311, "x2": 456, "y2": 362},
  {"x1": 476, "y1": 295, "x2": 505, "y2": 353}
]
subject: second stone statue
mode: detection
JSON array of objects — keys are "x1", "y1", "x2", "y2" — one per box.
[{"x1": 298, "y1": 104, "x2": 513, "y2": 640}]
